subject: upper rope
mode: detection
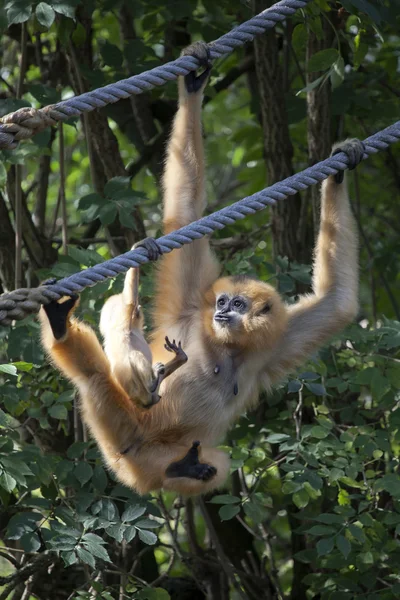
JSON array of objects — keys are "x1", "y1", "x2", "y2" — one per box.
[
  {"x1": 0, "y1": 0, "x2": 312, "y2": 149},
  {"x1": 1, "y1": 118, "x2": 400, "y2": 326}
]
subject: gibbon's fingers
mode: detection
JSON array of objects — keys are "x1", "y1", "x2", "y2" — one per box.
[
  {"x1": 332, "y1": 138, "x2": 365, "y2": 184},
  {"x1": 181, "y1": 41, "x2": 212, "y2": 94}
]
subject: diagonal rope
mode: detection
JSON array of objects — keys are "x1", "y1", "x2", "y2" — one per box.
[
  {"x1": 0, "y1": 0, "x2": 312, "y2": 149},
  {"x1": 1, "y1": 119, "x2": 399, "y2": 326}
]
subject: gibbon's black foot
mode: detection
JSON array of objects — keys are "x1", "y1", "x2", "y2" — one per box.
[
  {"x1": 165, "y1": 441, "x2": 217, "y2": 481},
  {"x1": 331, "y1": 138, "x2": 365, "y2": 184},
  {"x1": 164, "y1": 337, "x2": 188, "y2": 362},
  {"x1": 42, "y1": 296, "x2": 78, "y2": 340},
  {"x1": 181, "y1": 41, "x2": 211, "y2": 94},
  {"x1": 135, "y1": 237, "x2": 163, "y2": 262}
]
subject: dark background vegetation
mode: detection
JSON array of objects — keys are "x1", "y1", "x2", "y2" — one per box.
[{"x1": 1, "y1": 0, "x2": 400, "y2": 598}]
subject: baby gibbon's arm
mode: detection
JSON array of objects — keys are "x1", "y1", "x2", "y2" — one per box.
[
  {"x1": 266, "y1": 140, "x2": 362, "y2": 382},
  {"x1": 152, "y1": 42, "x2": 220, "y2": 334}
]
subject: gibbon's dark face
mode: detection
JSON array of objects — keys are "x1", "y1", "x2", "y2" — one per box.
[
  {"x1": 204, "y1": 275, "x2": 288, "y2": 349},
  {"x1": 214, "y1": 293, "x2": 250, "y2": 329}
]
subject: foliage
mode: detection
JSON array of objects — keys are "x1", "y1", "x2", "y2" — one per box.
[{"x1": 1, "y1": 0, "x2": 400, "y2": 599}]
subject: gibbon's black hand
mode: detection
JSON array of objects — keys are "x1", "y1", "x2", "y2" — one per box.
[
  {"x1": 332, "y1": 138, "x2": 365, "y2": 185},
  {"x1": 181, "y1": 41, "x2": 212, "y2": 94}
]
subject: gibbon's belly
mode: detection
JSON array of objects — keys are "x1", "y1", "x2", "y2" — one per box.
[{"x1": 158, "y1": 347, "x2": 260, "y2": 446}]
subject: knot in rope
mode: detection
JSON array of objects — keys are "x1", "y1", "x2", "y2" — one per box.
[{"x1": 0, "y1": 107, "x2": 58, "y2": 149}]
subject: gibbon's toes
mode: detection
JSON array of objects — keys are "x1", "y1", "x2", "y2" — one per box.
[
  {"x1": 135, "y1": 237, "x2": 162, "y2": 262},
  {"x1": 182, "y1": 41, "x2": 212, "y2": 94},
  {"x1": 332, "y1": 138, "x2": 365, "y2": 184}
]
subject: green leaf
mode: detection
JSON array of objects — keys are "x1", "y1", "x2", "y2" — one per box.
[
  {"x1": 74, "y1": 462, "x2": 93, "y2": 487},
  {"x1": 77, "y1": 546, "x2": 96, "y2": 568},
  {"x1": 138, "y1": 528, "x2": 157, "y2": 545},
  {"x1": 21, "y1": 531, "x2": 41, "y2": 552},
  {"x1": 316, "y1": 536, "x2": 335, "y2": 556},
  {"x1": 315, "y1": 513, "x2": 345, "y2": 525},
  {"x1": 330, "y1": 57, "x2": 345, "y2": 89},
  {"x1": 48, "y1": 404, "x2": 68, "y2": 420},
  {"x1": 0, "y1": 162, "x2": 7, "y2": 188},
  {"x1": 0, "y1": 364, "x2": 18, "y2": 376},
  {"x1": 36, "y1": 2, "x2": 55, "y2": 27},
  {"x1": 104, "y1": 176, "x2": 131, "y2": 196},
  {"x1": 306, "y1": 525, "x2": 337, "y2": 536},
  {"x1": 92, "y1": 465, "x2": 107, "y2": 492},
  {"x1": 99, "y1": 203, "x2": 118, "y2": 226},
  {"x1": 307, "y1": 49, "x2": 339, "y2": 72},
  {"x1": 288, "y1": 379, "x2": 302, "y2": 393},
  {"x1": 336, "y1": 534, "x2": 351, "y2": 559},
  {"x1": 310, "y1": 426, "x2": 329, "y2": 439},
  {"x1": 124, "y1": 525, "x2": 137, "y2": 542},
  {"x1": 243, "y1": 502, "x2": 269, "y2": 524},
  {"x1": 219, "y1": 504, "x2": 240, "y2": 521},
  {"x1": 265, "y1": 433, "x2": 290, "y2": 444},
  {"x1": 122, "y1": 504, "x2": 146, "y2": 522},
  {"x1": 82, "y1": 540, "x2": 111, "y2": 562},
  {"x1": 347, "y1": 524, "x2": 365, "y2": 543},
  {"x1": 293, "y1": 489, "x2": 309, "y2": 508},
  {"x1": 137, "y1": 588, "x2": 171, "y2": 600},
  {"x1": 305, "y1": 383, "x2": 326, "y2": 396},
  {"x1": 0, "y1": 472, "x2": 16, "y2": 493},
  {"x1": 7, "y1": 1, "x2": 32, "y2": 24},
  {"x1": 134, "y1": 518, "x2": 162, "y2": 529},
  {"x1": 209, "y1": 494, "x2": 241, "y2": 504},
  {"x1": 52, "y1": 0, "x2": 79, "y2": 19}
]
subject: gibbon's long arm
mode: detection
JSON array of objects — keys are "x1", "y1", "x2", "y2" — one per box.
[
  {"x1": 266, "y1": 150, "x2": 359, "y2": 383},
  {"x1": 152, "y1": 44, "x2": 220, "y2": 336}
]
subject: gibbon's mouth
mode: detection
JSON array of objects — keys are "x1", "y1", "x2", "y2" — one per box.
[{"x1": 214, "y1": 314, "x2": 232, "y2": 324}]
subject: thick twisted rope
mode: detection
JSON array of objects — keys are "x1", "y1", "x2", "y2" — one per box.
[
  {"x1": 0, "y1": 0, "x2": 312, "y2": 149},
  {"x1": 1, "y1": 120, "x2": 399, "y2": 326}
]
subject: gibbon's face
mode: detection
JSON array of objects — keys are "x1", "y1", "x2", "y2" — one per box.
[{"x1": 203, "y1": 275, "x2": 288, "y2": 350}]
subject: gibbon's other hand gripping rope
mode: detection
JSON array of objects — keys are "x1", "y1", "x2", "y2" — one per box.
[
  {"x1": 0, "y1": 0, "x2": 313, "y2": 149},
  {"x1": 1, "y1": 119, "x2": 400, "y2": 326}
]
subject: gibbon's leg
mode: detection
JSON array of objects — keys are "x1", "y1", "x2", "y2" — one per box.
[
  {"x1": 39, "y1": 295, "x2": 140, "y2": 452},
  {"x1": 267, "y1": 139, "x2": 362, "y2": 380},
  {"x1": 151, "y1": 42, "x2": 220, "y2": 348},
  {"x1": 117, "y1": 441, "x2": 230, "y2": 496}
]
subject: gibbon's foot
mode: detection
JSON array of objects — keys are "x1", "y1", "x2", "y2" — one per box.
[
  {"x1": 165, "y1": 441, "x2": 217, "y2": 481},
  {"x1": 332, "y1": 138, "x2": 365, "y2": 184},
  {"x1": 181, "y1": 41, "x2": 211, "y2": 94},
  {"x1": 135, "y1": 237, "x2": 163, "y2": 262},
  {"x1": 164, "y1": 337, "x2": 187, "y2": 362},
  {"x1": 42, "y1": 296, "x2": 79, "y2": 340}
]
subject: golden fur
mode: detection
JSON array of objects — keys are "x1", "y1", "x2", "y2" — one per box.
[{"x1": 40, "y1": 45, "x2": 358, "y2": 496}]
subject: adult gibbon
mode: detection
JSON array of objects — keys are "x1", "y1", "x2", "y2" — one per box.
[{"x1": 40, "y1": 41, "x2": 361, "y2": 496}]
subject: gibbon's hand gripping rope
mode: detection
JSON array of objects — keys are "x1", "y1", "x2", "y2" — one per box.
[
  {"x1": 1, "y1": 119, "x2": 400, "y2": 326},
  {"x1": 0, "y1": 0, "x2": 313, "y2": 149}
]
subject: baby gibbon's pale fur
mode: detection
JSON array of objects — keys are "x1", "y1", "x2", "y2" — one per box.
[{"x1": 40, "y1": 42, "x2": 359, "y2": 496}]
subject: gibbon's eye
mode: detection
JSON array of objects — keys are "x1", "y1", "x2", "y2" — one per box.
[
  {"x1": 217, "y1": 297, "x2": 226, "y2": 308},
  {"x1": 261, "y1": 302, "x2": 272, "y2": 314},
  {"x1": 233, "y1": 299, "x2": 243, "y2": 309}
]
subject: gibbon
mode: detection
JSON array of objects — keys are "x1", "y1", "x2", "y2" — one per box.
[{"x1": 40, "y1": 41, "x2": 361, "y2": 496}]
